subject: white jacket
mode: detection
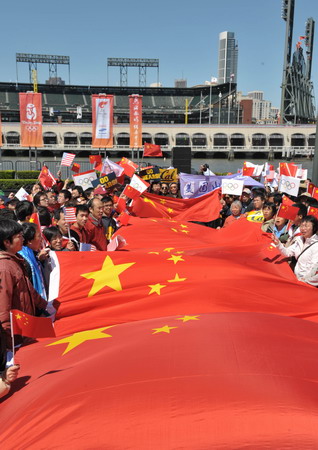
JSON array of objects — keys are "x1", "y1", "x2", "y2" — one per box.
[{"x1": 277, "y1": 234, "x2": 318, "y2": 287}]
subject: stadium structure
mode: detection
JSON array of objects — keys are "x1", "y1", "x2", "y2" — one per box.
[{"x1": 0, "y1": 80, "x2": 315, "y2": 164}]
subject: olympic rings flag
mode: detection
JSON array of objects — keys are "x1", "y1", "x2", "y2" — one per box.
[
  {"x1": 279, "y1": 174, "x2": 300, "y2": 197},
  {"x1": 221, "y1": 178, "x2": 244, "y2": 196},
  {"x1": 19, "y1": 92, "x2": 43, "y2": 147},
  {"x1": 73, "y1": 169, "x2": 97, "y2": 190},
  {"x1": 92, "y1": 94, "x2": 114, "y2": 148}
]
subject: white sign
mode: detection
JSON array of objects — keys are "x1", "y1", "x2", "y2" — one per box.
[
  {"x1": 73, "y1": 170, "x2": 97, "y2": 191},
  {"x1": 15, "y1": 187, "x2": 30, "y2": 201},
  {"x1": 279, "y1": 175, "x2": 300, "y2": 197},
  {"x1": 221, "y1": 178, "x2": 244, "y2": 196},
  {"x1": 130, "y1": 174, "x2": 149, "y2": 194}
]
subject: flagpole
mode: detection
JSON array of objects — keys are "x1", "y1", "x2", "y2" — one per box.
[{"x1": 9, "y1": 311, "x2": 15, "y2": 365}]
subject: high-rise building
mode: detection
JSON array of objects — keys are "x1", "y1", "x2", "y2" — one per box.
[
  {"x1": 218, "y1": 31, "x2": 238, "y2": 84},
  {"x1": 174, "y1": 79, "x2": 187, "y2": 88}
]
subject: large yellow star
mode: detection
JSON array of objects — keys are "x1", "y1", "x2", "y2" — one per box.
[
  {"x1": 167, "y1": 273, "x2": 187, "y2": 283},
  {"x1": 81, "y1": 256, "x2": 135, "y2": 297},
  {"x1": 152, "y1": 325, "x2": 178, "y2": 334},
  {"x1": 176, "y1": 315, "x2": 200, "y2": 322},
  {"x1": 148, "y1": 283, "x2": 166, "y2": 295},
  {"x1": 167, "y1": 255, "x2": 184, "y2": 264},
  {"x1": 167, "y1": 207, "x2": 174, "y2": 213},
  {"x1": 15, "y1": 313, "x2": 22, "y2": 320},
  {"x1": 47, "y1": 327, "x2": 114, "y2": 355},
  {"x1": 143, "y1": 197, "x2": 156, "y2": 207}
]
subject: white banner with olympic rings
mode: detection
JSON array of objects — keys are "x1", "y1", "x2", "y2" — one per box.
[
  {"x1": 221, "y1": 178, "x2": 244, "y2": 196},
  {"x1": 278, "y1": 175, "x2": 300, "y2": 197}
]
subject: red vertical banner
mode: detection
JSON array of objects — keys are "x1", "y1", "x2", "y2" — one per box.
[
  {"x1": 129, "y1": 95, "x2": 142, "y2": 148},
  {"x1": 19, "y1": 92, "x2": 43, "y2": 147},
  {"x1": 92, "y1": 95, "x2": 114, "y2": 148}
]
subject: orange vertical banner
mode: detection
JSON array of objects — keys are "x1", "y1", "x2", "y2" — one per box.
[
  {"x1": 0, "y1": 114, "x2": 2, "y2": 147},
  {"x1": 92, "y1": 95, "x2": 114, "y2": 148},
  {"x1": 19, "y1": 92, "x2": 43, "y2": 147},
  {"x1": 129, "y1": 95, "x2": 142, "y2": 148}
]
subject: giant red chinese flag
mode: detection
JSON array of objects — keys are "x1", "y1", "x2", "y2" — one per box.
[
  {"x1": 2, "y1": 313, "x2": 318, "y2": 448},
  {"x1": 19, "y1": 92, "x2": 43, "y2": 147},
  {"x1": 47, "y1": 218, "x2": 317, "y2": 337},
  {"x1": 92, "y1": 94, "x2": 113, "y2": 148},
  {"x1": 131, "y1": 189, "x2": 222, "y2": 222},
  {"x1": 129, "y1": 94, "x2": 142, "y2": 148}
]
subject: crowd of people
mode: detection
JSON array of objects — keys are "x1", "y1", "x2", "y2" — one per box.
[{"x1": 0, "y1": 162, "x2": 318, "y2": 398}]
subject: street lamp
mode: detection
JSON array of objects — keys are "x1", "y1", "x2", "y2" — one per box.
[
  {"x1": 218, "y1": 92, "x2": 222, "y2": 125},
  {"x1": 227, "y1": 74, "x2": 234, "y2": 124}
]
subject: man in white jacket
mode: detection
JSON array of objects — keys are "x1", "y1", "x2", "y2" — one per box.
[{"x1": 272, "y1": 216, "x2": 318, "y2": 287}]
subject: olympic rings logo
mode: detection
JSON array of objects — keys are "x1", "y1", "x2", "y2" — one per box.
[
  {"x1": 77, "y1": 176, "x2": 96, "y2": 185},
  {"x1": 281, "y1": 179, "x2": 296, "y2": 189},
  {"x1": 225, "y1": 182, "x2": 239, "y2": 191},
  {"x1": 26, "y1": 126, "x2": 38, "y2": 132}
]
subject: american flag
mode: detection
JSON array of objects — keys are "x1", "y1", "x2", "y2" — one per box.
[
  {"x1": 61, "y1": 152, "x2": 76, "y2": 167},
  {"x1": 63, "y1": 207, "x2": 77, "y2": 224}
]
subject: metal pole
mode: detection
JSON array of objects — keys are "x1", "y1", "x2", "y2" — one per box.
[
  {"x1": 227, "y1": 78, "x2": 232, "y2": 124},
  {"x1": 209, "y1": 82, "x2": 212, "y2": 125},
  {"x1": 312, "y1": 119, "x2": 318, "y2": 184}
]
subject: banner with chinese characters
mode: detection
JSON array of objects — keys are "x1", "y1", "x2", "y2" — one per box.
[
  {"x1": 0, "y1": 114, "x2": 2, "y2": 147},
  {"x1": 19, "y1": 92, "x2": 43, "y2": 147},
  {"x1": 92, "y1": 95, "x2": 114, "y2": 148},
  {"x1": 129, "y1": 95, "x2": 142, "y2": 148}
]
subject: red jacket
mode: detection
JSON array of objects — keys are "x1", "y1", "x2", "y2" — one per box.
[
  {"x1": 0, "y1": 252, "x2": 47, "y2": 347},
  {"x1": 84, "y1": 215, "x2": 108, "y2": 251}
]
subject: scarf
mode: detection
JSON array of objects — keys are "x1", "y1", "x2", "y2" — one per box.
[{"x1": 18, "y1": 246, "x2": 47, "y2": 300}]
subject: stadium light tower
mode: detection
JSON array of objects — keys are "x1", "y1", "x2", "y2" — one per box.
[
  {"x1": 107, "y1": 58, "x2": 159, "y2": 87},
  {"x1": 16, "y1": 53, "x2": 71, "y2": 84}
]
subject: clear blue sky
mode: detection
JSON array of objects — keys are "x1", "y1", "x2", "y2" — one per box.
[{"x1": 1, "y1": 0, "x2": 317, "y2": 108}]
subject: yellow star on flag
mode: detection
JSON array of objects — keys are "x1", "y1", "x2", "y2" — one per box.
[
  {"x1": 150, "y1": 219, "x2": 158, "y2": 222},
  {"x1": 148, "y1": 252, "x2": 160, "y2": 255},
  {"x1": 181, "y1": 230, "x2": 190, "y2": 234},
  {"x1": 148, "y1": 283, "x2": 167, "y2": 295},
  {"x1": 164, "y1": 247, "x2": 175, "y2": 252},
  {"x1": 29, "y1": 218, "x2": 34, "y2": 223},
  {"x1": 143, "y1": 198, "x2": 156, "y2": 207},
  {"x1": 167, "y1": 273, "x2": 187, "y2": 283},
  {"x1": 160, "y1": 199, "x2": 166, "y2": 204},
  {"x1": 175, "y1": 251, "x2": 184, "y2": 254},
  {"x1": 152, "y1": 325, "x2": 178, "y2": 334},
  {"x1": 176, "y1": 315, "x2": 200, "y2": 322},
  {"x1": 180, "y1": 224, "x2": 188, "y2": 229},
  {"x1": 47, "y1": 327, "x2": 114, "y2": 355},
  {"x1": 167, "y1": 207, "x2": 174, "y2": 213},
  {"x1": 15, "y1": 313, "x2": 22, "y2": 320},
  {"x1": 81, "y1": 256, "x2": 135, "y2": 297},
  {"x1": 171, "y1": 228, "x2": 178, "y2": 233},
  {"x1": 167, "y1": 255, "x2": 184, "y2": 264}
]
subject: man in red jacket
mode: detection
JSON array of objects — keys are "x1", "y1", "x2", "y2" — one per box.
[
  {"x1": 0, "y1": 220, "x2": 48, "y2": 348},
  {"x1": 84, "y1": 198, "x2": 108, "y2": 251}
]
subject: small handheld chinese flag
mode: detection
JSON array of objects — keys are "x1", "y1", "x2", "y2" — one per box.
[
  {"x1": 308, "y1": 207, "x2": 318, "y2": 219},
  {"x1": 71, "y1": 163, "x2": 81, "y2": 173},
  {"x1": 89, "y1": 155, "x2": 102, "y2": 165},
  {"x1": 10, "y1": 309, "x2": 55, "y2": 339},
  {"x1": 277, "y1": 204, "x2": 299, "y2": 221}
]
